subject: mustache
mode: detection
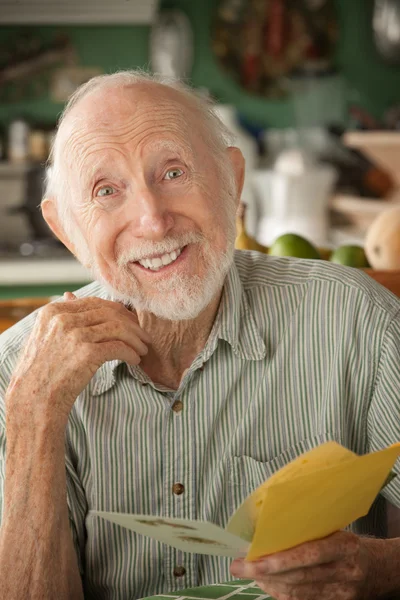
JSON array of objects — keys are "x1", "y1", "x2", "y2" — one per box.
[{"x1": 117, "y1": 231, "x2": 206, "y2": 266}]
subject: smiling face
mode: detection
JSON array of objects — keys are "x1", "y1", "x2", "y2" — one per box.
[{"x1": 44, "y1": 83, "x2": 243, "y2": 320}]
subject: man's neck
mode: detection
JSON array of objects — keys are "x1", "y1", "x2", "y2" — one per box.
[{"x1": 136, "y1": 291, "x2": 223, "y2": 390}]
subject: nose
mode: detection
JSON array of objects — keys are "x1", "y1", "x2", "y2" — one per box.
[{"x1": 129, "y1": 183, "x2": 174, "y2": 241}]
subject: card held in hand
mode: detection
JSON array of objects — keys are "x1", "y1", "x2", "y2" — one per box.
[{"x1": 92, "y1": 442, "x2": 400, "y2": 561}]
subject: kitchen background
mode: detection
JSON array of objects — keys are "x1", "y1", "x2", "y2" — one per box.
[{"x1": 0, "y1": 0, "x2": 400, "y2": 317}]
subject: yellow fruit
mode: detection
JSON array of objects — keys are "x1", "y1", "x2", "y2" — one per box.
[
  {"x1": 235, "y1": 203, "x2": 268, "y2": 253},
  {"x1": 268, "y1": 233, "x2": 321, "y2": 259},
  {"x1": 365, "y1": 206, "x2": 400, "y2": 270},
  {"x1": 329, "y1": 245, "x2": 370, "y2": 268}
]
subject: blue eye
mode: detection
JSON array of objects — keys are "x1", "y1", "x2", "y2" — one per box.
[
  {"x1": 96, "y1": 185, "x2": 115, "y2": 197},
  {"x1": 164, "y1": 168, "x2": 184, "y2": 180}
]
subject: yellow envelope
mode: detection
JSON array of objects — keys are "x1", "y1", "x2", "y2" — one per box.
[
  {"x1": 247, "y1": 442, "x2": 400, "y2": 561},
  {"x1": 226, "y1": 442, "x2": 355, "y2": 543}
]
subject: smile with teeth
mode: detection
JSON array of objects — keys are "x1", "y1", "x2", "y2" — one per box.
[{"x1": 136, "y1": 247, "x2": 183, "y2": 271}]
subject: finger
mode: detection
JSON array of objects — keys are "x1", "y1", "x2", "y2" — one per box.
[
  {"x1": 40, "y1": 299, "x2": 151, "y2": 342},
  {"x1": 87, "y1": 309, "x2": 151, "y2": 344},
  {"x1": 41, "y1": 297, "x2": 112, "y2": 319},
  {"x1": 78, "y1": 322, "x2": 149, "y2": 356},
  {"x1": 63, "y1": 292, "x2": 77, "y2": 301},
  {"x1": 262, "y1": 559, "x2": 364, "y2": 585},
  {"x1": 232, "y1": 532, "x2": 359, "y2": 577},
  {"x1": 45, "y1": 309, "x2": 151, "y2": 347},
  {"x1": 43, "y1": 296, "x2": 132, "y2": 316},
  {"x1": 255, "y1": 579, "x2": 355, "y2": 600},
  {"x1": 87, "y1": 340, "x2": 142, "y2": 367}
]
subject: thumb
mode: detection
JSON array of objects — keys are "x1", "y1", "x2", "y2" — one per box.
[{"x1": 64, "y1": 291, "x2": 77, "y2": 301}]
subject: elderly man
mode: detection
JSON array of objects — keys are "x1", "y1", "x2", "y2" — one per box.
[{"x1": 0, "y1": 71, "x2": 399, "y2": 600}]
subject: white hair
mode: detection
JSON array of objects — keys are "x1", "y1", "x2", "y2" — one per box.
[{"x1": 43, "y1": 69, "x2": 237, "y2": 258}]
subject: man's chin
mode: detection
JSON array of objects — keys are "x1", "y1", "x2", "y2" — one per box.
[
  {"x1": 94, "y1": 246, "x2": 234, "y2": 320},
  {"x1": 126, "y1": 292, "x2": 215, "y2": 322},
  {"x1": 96, "y1": 278, "x2": 218, "y2": 321}
]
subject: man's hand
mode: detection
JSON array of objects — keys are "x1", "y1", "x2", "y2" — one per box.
[
  {"x1": 230, "y1": 531, "x2": 373, "y2": 600},
  {"x1": 6, "y1": 294, "x2": 150, "y2": 428}
]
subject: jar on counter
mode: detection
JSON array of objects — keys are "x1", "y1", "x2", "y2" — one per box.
[
  {"x1": 8, "y1": 119, "x2": 30, "y2": 162},
  {"x1": 0, "y1": 126, "x2": 5, "y2": 161},
  {"x1": 29, "y1": 129, "x2": 49, "y2": 162}
]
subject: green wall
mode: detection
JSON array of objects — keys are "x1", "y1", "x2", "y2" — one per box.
[{"x1": 0, "y1": 0, "x2": 400, "y2": 129}]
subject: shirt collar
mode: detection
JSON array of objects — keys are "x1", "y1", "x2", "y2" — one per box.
[
  {"x1": 205, "y1": 259, "x2": 266, "y2": 362},
  {"x1": 90, "y1": 260, "x2": 266, "y2": 396}
]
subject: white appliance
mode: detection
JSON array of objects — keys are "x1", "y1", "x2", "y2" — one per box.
[{"x1": 253, "y1": 150, "x2": 337, "y2": 248}]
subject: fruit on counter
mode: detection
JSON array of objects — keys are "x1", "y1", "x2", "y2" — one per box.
[
  {"x1": 234, "y1": 211, "x2": 385, "y2": 270},
  {"x1": 268, "y1": 233, "x2": 321, "y2": 259},
  {"x1": 329, "y1": 245, "x2": 370, "y2": 268},
  {"x1": 365, "y1": 206, "x2": 400, "y2": 270},
  {"x1": 235, "y1": 203, "x2": 267, "y2": 252}
]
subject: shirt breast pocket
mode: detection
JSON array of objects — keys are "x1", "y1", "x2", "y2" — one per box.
[{"x1": 225, "y1": 432, "x2": 338, "y2": 520}]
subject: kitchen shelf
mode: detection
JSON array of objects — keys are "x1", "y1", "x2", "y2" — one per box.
[
  {"x1": 344, "y1": 131, "x2": 400, "y2": 188},
  {"x1": 330, "y1": 194, "x2": 400, "y2": 239},
  {"x1": 0, "y1": 161, "x2": 33, "y2": 177},
  {"x1": 0, "y1": 258, "x2": 91, "y2": 286},
  {"x1": 0, "y1": 0, "x2": 159, "y2": 24}
]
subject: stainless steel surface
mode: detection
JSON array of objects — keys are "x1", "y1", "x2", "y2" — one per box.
[
  {"x1": 373, "y1": 0, "x2": 400, "y2": 63},
  {"x1": 0, "y1": 162, "x2": 32, "y2": 245},
  {"x1": 0, "y1": 162, "x2": 53, "y2": 245}
]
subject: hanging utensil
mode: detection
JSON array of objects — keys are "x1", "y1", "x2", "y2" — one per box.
[
  {"x1": 373, "y1": 0, "x2": 400, "y2": 63},
  {"x1": 150, "y1": 10, "x2": 193, "y2": 79}
]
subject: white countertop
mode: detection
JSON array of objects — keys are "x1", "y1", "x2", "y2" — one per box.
[{"x1": 0, "y1": 258, "x2": 91, "y2": 286}]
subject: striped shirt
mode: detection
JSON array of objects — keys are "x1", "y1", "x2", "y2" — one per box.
[{"x1": 0, "y1": 250, "x2": 399, "y2": 600}]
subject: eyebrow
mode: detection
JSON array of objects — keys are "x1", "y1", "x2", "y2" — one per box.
[
  {"x1": 79, "y1": 138, "x2": 194, "y2": 191},
  {"x1": 80, "y1": 160, "x2": 115, "y2": 191},
  {"x1": 145, "y1": 139, "x2": 193, "y2": 160}
]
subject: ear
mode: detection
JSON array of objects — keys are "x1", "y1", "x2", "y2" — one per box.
[
  {"x1": 225, "y1": 146, "x2": 245, "y2": 209},
  {"x1": 41, "y1": 197, "x2": 79, "y2": 258}
]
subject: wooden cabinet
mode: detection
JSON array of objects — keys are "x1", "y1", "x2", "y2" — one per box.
[
  {"x1": 366, "y1": 270, "x2": 400, "y2": 298},
  {"x1": 0, "y1": 297, "x2": 49, "y2": 334}
]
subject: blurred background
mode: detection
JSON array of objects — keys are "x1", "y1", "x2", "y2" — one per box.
[{"x1": 0, "y1": 0, "x2": 400, "y2": 322}]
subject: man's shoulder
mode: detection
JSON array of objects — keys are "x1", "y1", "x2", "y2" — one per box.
[
  {"x1": 0, "y1": 280, "x2": 106, "y2": 361},
  {"x1": 234, "y1": 249, "x2": 400, "y2": 317}
]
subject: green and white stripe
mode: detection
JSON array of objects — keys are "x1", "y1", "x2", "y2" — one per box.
[{"x1": 1, "y1": 251, "x2": 399, "y2": 600}]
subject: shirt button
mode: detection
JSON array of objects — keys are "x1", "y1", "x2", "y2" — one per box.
[
  {"x1": 172, "y1": 483, "x2": 185, "y2": 495},
  {"x1": 172, "y1": 400, "x2": 183, "y2": 413},
  {"x1": 173, "y1": 566, "x2": 186, "y2": 577}
]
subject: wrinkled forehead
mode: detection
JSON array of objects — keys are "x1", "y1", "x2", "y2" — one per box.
[{"x1": 56, "y1": 85, "x2": 203, "y2": 174}]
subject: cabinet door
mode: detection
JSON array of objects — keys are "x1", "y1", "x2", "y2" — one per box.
[
  {"x1": 366, "y1": 269, "x2": 400, "y2": 298},
  {"x1": 0, "y1": 0, "x2": 158, "y2": 24},
  {"x1": 0, "y1": 297, "x2": 49, "y2": 333}
]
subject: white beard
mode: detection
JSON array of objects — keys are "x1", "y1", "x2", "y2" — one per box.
[{"x1": 91, "y1": 226, "x2": 236, "y2": 321}]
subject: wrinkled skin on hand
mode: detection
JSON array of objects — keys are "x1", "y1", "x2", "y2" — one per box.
[
  {"x1": 230, "y1": 531, "x2": 373, "y2": 600},
  {"x1": 6, "y1": 294, "x2": 150, "y2": 427}
]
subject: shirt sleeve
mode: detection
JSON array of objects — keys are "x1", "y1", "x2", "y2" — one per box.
[
  {"x1": 0, "y1": 348, "x2": 87, "y2": 578},
  {"x1": 65, "y1": 451, "x2": 88, "y2": 577},
  {"x1": 0, "y1": 348, "x2": 17, "y2": 526},
  {"x1": 367, "y1": 311, "x2": 400, "y2": 508},
  {"x1": 0, "y1": 427, "x2": 5, "y2": 524}
]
